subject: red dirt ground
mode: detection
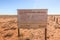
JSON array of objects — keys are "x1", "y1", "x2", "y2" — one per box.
[{"x1": 0, "y1": 15, "x2": 60, "y2": 40}]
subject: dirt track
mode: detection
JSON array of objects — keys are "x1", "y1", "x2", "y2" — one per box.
[{"x1": 0, "y1": 15, "x2": 60, "y2": 40}]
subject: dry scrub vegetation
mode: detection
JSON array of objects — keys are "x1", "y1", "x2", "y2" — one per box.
[
  {"x1": 0, "y1": 15, "x2": 60, "y2": 40},
  {"x1": 0, "y1": 16, "x2": 18, "y2": 40}
]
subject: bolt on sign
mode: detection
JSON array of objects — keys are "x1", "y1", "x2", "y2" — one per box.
[
  {"x1": 17, "y1": 9, "x2": 48, "y2": 40},
  {"x1": 17, "y1": 9, "x2": 48, "y2": 29}
]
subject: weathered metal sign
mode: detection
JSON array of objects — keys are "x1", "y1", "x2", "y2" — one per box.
[
  {"x1": 17, "y1": 9, "x2": 47, "y2": 23},
  {"x1": 17, "y1": 9, "x2": 48, "y2": 29}
]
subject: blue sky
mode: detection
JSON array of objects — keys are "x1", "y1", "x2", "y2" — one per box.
[{"x1": 0, "y1": 0, "x2": 60, "y2": 15}]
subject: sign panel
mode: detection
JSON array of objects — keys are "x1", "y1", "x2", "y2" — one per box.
[{"x1": 17, "y1": 9, "x2": 47, "y2": 24}]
